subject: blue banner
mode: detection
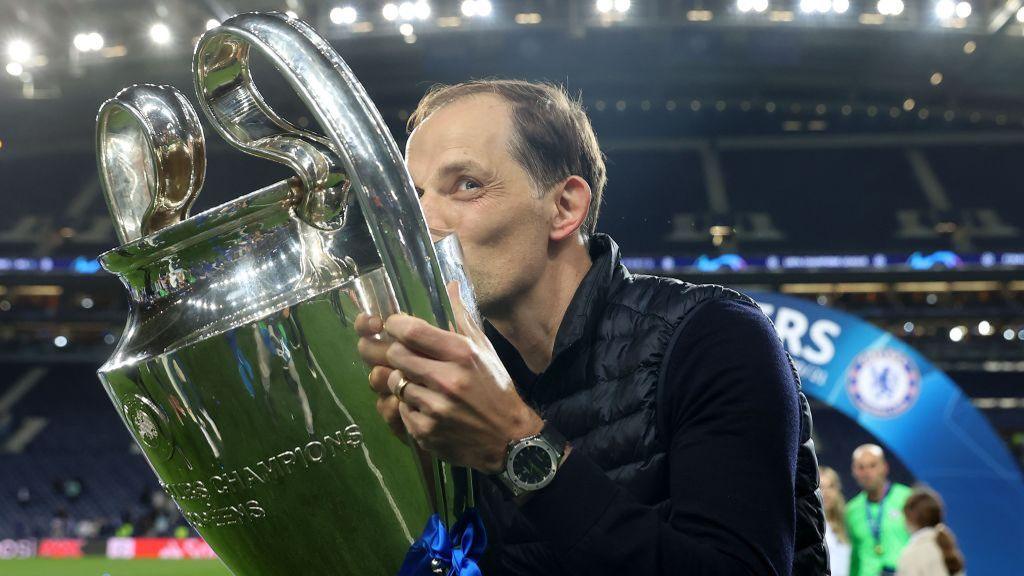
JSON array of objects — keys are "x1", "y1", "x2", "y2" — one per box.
[{"x1": 753, "y1": 293, "x2": 1024, "y2": 574}]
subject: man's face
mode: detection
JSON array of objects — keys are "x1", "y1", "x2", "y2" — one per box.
[
  {"x1": 405, "y1": 94, "x2": 554, "y2": 315},
  {"x1": 851, "y1": 450, "x2": 889, "y2": 493}
]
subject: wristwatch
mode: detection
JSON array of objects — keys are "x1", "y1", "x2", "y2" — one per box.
[{"x1": 494, "y1": 422, "x2": 568, "y2": 498}]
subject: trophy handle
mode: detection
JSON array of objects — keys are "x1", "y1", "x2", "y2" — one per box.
[
  {"x1": 193, "y1": 12, "x2": 470, "y2": 522},
  {"x1": 193, "y1": 12, "x2": 453, "y2": 333},
  {"x1": 96, "y1": 84, "x2": 206, "y2": 244}
]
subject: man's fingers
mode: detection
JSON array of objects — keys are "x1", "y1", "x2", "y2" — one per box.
[
  {"x1": 357, "y1": 333, "x2": 391, "y2": 367},
  {"x1": 375, "y1": 395, "x2": 408, "y2": 443},
  {"x1": 388, "y1": 369, "x2": 454, "y2": 415},
  {"x1": 368, "y1": 365, "x2": 393, "y2": 397},
  {"x1": 383, "y1": 314, "x2": 468, "y2": 361},
  {"x1": 385, "y1": 342, "x2": 455, "y2": 394},
  {"x1": 355, "y1": 313, "x2": 384, "y2": 337},
  {"x1": 398, "y1": 401, "x2": 436, "y2": 446}
]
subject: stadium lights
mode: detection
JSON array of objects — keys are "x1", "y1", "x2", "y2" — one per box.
[
  {"x1": 949, "y1": 326, "x2": 966, "y2": 342},
  {"x1": 877, "y1": 0, "x2": 905, "y2": 16},
  {"x1": 399, "y1": 23, "x2": 415, "y2": 36},
  {"x1": 737, "y1": 0, "x2": 769, "y2": 13},
  {"x1": 5, "y1": 62, "x2": 23, "y2": 76},
  {"x1": 978, "y1": 320, "x2": 994, "y2": 336},
  {"x1": 73, "y1": 32, "x2": 104, "y2": 53},
  {"x1": 936, "y1": 0, "x2": 955, "y2": 19},
  {"x1": 937, "y1": 0, "x2": 971, "y2": 19},
  {"x1": 798, "y1": 0, "x2": 826, "y2": 13},
  {"x1": 461, "y1": 0, "x2": 493, "y2": 17},
  {"x1": 596, "y1": 0, "x2": 631, "y2": 14},
  {"x1": 7, "y1": 39, "x2": 32, "y2": 63},
  {"x1": 798, "y1": 0, "x2": 845, "y2": 14},
  {"x1": 330, "y1": 6, "x2": 359, "y2": 25},
  {"x1": 387, "y1": 1, "x2": 430, "y2": 21},
  {"x1": 149, "y1": 23, "x2": 172, "y2": 44},
  {"x1": 1004, "y1": 328, "x2": 1016, "y2": 341},
  {"x1": 53, "y1": 335, "x2": 68, "y2": 348}
]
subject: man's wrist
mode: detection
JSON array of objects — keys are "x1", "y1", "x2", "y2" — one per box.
[
  {"x1": 486, "y1": 403, "x2": 544, "y2": 473},
  {"x1": 492, "y1": 421, "x2": 570, "y2": 499},
  {"x1": 513, "y1": 443, "x2": 572, "y2": 507}
]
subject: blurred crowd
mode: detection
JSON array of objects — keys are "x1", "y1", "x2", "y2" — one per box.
[
  {"x1": 11, "y1": 481, "x2": 196, "y2": 540},
  {"x1": 821, "y1": 444, "x2": 966, "y2": 576}
]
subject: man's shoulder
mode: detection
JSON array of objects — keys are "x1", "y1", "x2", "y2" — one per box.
[
  {"x1": 890, "y1": 483, "x2": 914, "y2": 502},
  {"x1": 610, "y1": 275, "x2": 761, "y2": 326},
  {"x1": 846, "y1": 492, "x2": 868, "y2": 513}
]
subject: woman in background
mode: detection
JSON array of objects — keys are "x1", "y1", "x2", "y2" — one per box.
[
  {"x1": 819, "y1": 466, "x2": 851, "y2": 576},
  {"x1": 896, "y1": 488, "x2": 965, "y2": 576}
]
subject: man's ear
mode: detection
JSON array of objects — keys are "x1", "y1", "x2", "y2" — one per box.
[{"x1": 549, "y1": 175, "x2": 592, "y2": 242}]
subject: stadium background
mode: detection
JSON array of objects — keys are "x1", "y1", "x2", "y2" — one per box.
[{"x1": 1, "y1": 0, "x2": 1022, "y2": 573}]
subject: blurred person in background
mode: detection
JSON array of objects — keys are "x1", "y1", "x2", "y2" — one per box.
[
  {"x1": 846, "y1": 444, "x2": 912, "y2": 576},
  {"x1": 820, "y1": 466, "x2": 851, "y2": 576},
  {"x1": 114, "y1": 511, "x2": 134, "y2": 538},
  {"x1": 896, "y1": 488, "x2": 965, "y2": 576}
]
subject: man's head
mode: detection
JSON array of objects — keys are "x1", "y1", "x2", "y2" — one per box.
[
  {"x1": 851, "y1": 443, "x2": 890, "y2": 493},
  {"x1": 405, "y1": 80, "x2": 605, "y2": 314}
]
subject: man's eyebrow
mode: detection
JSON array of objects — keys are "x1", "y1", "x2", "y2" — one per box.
[
  {"x1": 413, "y1": 159, "x2": 488, "y2": 195},
  {"x1": 436, "y1": 159, "x2": 487, "y2": 178}
]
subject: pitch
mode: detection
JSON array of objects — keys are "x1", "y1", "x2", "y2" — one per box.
[{"x1": 0, "y1": 559, "x2": 233, "y2": 576}]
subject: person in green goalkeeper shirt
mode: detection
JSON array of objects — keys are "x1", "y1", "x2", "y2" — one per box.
[{"x1": 845, "y1": 444, "x2": 912, "y2": 576}]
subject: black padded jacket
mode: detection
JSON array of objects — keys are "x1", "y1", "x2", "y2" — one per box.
[{"x1": 475, "y1": 234, "x2": 828, "y2": 575}]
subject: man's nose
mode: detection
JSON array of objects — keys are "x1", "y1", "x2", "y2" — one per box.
[{"x1": 418, "y1": 192, "x2": 454, "y2": 240}]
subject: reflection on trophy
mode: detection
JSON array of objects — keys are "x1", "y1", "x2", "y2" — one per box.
[{"x1": 95, "y1": 11, "x2": 474, "y2": 575}]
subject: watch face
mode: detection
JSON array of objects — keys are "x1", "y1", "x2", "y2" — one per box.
[{"x1": 511, "y1": 444, "x2": 555, "y2": 487}]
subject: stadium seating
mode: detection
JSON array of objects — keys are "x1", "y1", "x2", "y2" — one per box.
[{"x1": 0, "y1": 364, "x2": 157, "y2": 538}]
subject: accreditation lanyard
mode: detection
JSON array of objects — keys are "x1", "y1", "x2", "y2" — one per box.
[{"x1": 865, "y1": 483, "x2": 891, "y2": 556}]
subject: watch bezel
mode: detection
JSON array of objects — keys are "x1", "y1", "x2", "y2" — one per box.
[{"x1": 505, "y1": 435, "x2": 560, "y2": 493}]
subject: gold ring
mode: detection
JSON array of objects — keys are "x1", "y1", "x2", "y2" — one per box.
[{"x1": 395, "y1": 376, "x2": 412, "y2": 400}]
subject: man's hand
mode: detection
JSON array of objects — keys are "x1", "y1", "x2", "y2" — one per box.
[
  {"x1": 355, "y1": 315, "x2": 409, "y2": 443},
  {"x1": 355, "y1": 282, "x2": 543, "y2": 473}
]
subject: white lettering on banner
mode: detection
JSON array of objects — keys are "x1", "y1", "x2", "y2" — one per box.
[
  {"x1": 106, "y1": 537, "x2": 136, "y2": 559},
  {"x1": 159, "y1": 541, "x2": 184, "y2": 559},
  {"x1": 0, "y1": 539, "x2": 37, "y2": 559},
  {"x1": 759, "y1": 305, "x2": 841, "y2": 367}
]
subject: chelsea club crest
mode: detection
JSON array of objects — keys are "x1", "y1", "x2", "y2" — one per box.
[{"x1": 846, "y1": 348, "x2": 921, "y2": 418}]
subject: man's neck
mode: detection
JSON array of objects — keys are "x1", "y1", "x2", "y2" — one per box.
[
  {"x1": 487, "y1": 240, "x2": 593, "y2": 374},
  {"x1": 867, "y1": 481, "x2": 890, "y2": 503}
]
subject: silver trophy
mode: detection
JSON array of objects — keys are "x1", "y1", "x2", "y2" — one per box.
[{"x1": 96, "y1": 12, "x2": 473, "y2": 575}]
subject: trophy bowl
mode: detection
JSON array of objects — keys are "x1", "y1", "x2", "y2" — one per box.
[{"x1": 95, "y1": 12, "x2": 472, "y2": 575}]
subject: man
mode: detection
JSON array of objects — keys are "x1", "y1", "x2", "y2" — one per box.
[
  {"x1": 356, "y1": 80, "x2": 826, "y2": 575},
  {"x1": 845, "y1": 444, "x2": 912, "y2": 576}
]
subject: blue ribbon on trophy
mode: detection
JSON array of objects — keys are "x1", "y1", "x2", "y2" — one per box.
[{"x1": 399, "y1": 509, "x2": 487, "y2": 576}]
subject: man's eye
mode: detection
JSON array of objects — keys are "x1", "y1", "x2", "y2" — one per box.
[{"x1": 456, "y1": 179, "x2": 481, "y2": 192}]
